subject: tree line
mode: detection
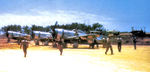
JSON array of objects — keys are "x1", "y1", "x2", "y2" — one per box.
[{"x1": 1, "y1": 22, "x2": 106, "y2": 34}]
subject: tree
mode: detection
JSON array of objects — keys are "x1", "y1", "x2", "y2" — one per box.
[
  {"x1": 2, "y1": 25, "x2": 21, "y2": 32},
  {"x1": 45, "y1": 26, "x2": 51, "y2": 32},
  {"x1": 92, "y1": 23, "x2": 103, "y2": 31},
  {"x1": 1, "y1": 22, "x2": 106, "y2": 35},
  {"x1": 23, "y1": 26, "x2": 30, "y2": 34}
]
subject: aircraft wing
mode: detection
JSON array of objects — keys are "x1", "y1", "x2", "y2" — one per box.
[
  {"x1": 80, "y1": 34, "x2": 100, "y2": 39},
  {"x1": 65, "y1": 34, "x2": 100, "y2": 40}
]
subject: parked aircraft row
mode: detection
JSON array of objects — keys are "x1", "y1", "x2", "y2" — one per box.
[{"x1": 6, "y1": 28, "x2": 103, "y2": 48}]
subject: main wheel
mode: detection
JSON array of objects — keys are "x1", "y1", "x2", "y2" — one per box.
[
  {"x1": 73, "y1": 42, "x2": 78, "y2": 48},
  {"x1": 62, "y1": 42, "x2": 67, "y2": 48},
  {"x1": 35, "y1": 39, "x2": 39, "y2": 45}
]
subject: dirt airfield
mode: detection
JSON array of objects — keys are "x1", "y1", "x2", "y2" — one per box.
[{"x1": 0, "y1": 36, "x2": 150, "y2": 72}]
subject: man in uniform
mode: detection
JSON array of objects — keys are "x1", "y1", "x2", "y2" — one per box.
[
  {"x1": 20, "y1": 37, "x2": 29, "y2": 58},
  {"x1": 6, "y1": 30, "x2": 10, "y2": 43},
  {"x1": 36, "y1": 33, "x2": 40, "y2": 45},
  {"x1": 105, "y1": 37, "x2": 113, "y2": 55},
  {"x1": 92, "y1": 39, "x2": 98, "y2": 48},
  {"x1": 102, "y1": 37, "x2": 107, "y2": 48},
  {"x1": 56, "y1": 34, "x2": 64, "y2": 55},
  {"x1": 117, "y1": 36, "x2": 122, "y2": 52},
  {"x1": 52, "y1": 28, "x2": 57, "y2": 48},
  {"x1": 133, "y1": 36, "x2": 137, "y2": 50},
  {"x1": 17, "y1": 36, "x2": 22, "y2": 45}
]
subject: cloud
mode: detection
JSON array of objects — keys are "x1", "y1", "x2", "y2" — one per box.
[
  {"x1": 0, "y1": 14, "x2": 50, "y2": 27},
  {"x1": 36, "y1": 10, "x2": 114, "y2": 24},
  {"x1": 0, "y1": 10, "x2": 114, "y2": 28}
]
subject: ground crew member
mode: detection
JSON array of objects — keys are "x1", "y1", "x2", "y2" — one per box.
[
  {"x1": 35, "y1": 39, "x2": 39, "y2": 45},
  {"x1": 91, "y1": 39, "x2": 95, "y2": 49},
  {"x1": 6, "y1": 31, "x2": 10, "y2": 43},
  {"x1": 88, "y1": 39, "x2": 94, "y2": 48},
  {"x1": 36, "y1": 34, "x2": 40, "y2": 45},
  {"x1": 117, "y1": 36, "x2": 122, "y2": 52},
  {"x1": 57, "y1": 39, "x2": 63, "y2": 55},
  {"x1": 133, "y1": 36, "x2": 137, "y2": 50},
  {"x1": 56, "y1": 34, "x2": 63, "y2": 55},
  {"x1": 105, "y1": 37, "x2": 113, "y2": 55},
  {"x1": 92, "y1": 39, "x2": 98, "y2": 48},
  {"x1": 102, "y1": 37, "x2": 107, "y2": 48},
  {"x1": 17, "y1": 38, "x2": 22, "y2": 45},
  {"x1": 20, "y1": 39, "x2": 29, "y2": 58}
]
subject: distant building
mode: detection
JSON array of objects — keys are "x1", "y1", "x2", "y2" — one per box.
[
  {"x1": 110, "y1": 32, "x2": 150, "y2": 45},
  {"x1": 137, "y1": 33, "x2": 150, "y2": 45},
  {"x1": 123, "y1": 32, "x2": 150, "y2": 45}
]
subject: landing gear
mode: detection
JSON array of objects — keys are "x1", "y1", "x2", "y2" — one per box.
[
  {"x1": 73, "y1": 42, "x2": 78, "y2": 48},
  {"x1": 35, "y1": 39, "x2": 39, "y2": 45},
  {"x1": 53, "y1": 42, "x2": 57, "y2": 48},
  {"x1": 44, "y1": 41, "x2": 49, "y2": 46},
  {"x1": 62, "y1": 42, "x2": 67, "y2": 48}
]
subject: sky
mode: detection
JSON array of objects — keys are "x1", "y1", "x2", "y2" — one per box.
[{"x1": 0, "y1": 0, "x2": 150, "y2": 32}]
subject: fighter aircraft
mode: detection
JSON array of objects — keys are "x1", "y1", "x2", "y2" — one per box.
[
  {"x1": 7, "y1": 31, "x2": 30, "y2": 44},
  {"x1": 54, "y1": 28, "x2": 102, "y2": 48},
  {"x1": 32, "y1": 31, "x2": 52, "y2": 45},
  {"x1": 8, "y1": 31, "x2": 29, "y2": 40}
]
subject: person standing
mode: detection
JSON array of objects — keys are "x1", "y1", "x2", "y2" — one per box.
[
  {"x1": 91, "y1": 39, "x2": 95, "y2": 49},
  {"x1": 56, "y1": 34, "x2": 64, "y2": 56},
  {"x1": 117, "y1": 36, "x2": 122, "y2": 52},
  {"x1": 133, "y1": 36, "x2": 137, "y2": 50},
  {"x1": 105, "y1": 37, "x2": 113, "y2": 55},
  {"x1": 6, "y1": 30, "x2": 10, "y2": 43},
  {"x1": 20, "y1": 39, "x2": 29, "y2": 58},
  {"x1": 93, "y1": 39, "x2": 99, "y2": 48},
  {"x1": 102, "y1": 37, "x2": 107, "y2": 48},
  {"x1": 57, "y1": 39, "x2": 63, "y2": 55}
]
